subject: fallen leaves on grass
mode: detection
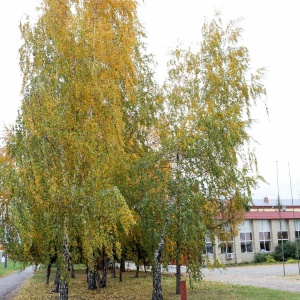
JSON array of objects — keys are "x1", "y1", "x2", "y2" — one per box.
[{"x1": 14, "y1": 268, "x2": 159, "y2": 300}]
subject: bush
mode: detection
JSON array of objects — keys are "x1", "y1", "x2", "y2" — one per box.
[
  {"x1": 253, "y1": 252, "x2": 276, "y2": 263},
  {"x1": 253, "y1": 252, "x2": 268, "y2": 263},
  {"x1": 286, "y1": 258, "x2": 298, "y2": 264},
  {"x1": 273, "y1": 241, "x2": 300, "y2": 261},
  {"x1": 266, "y1": 255, "x2": 276, "y2": 263}
]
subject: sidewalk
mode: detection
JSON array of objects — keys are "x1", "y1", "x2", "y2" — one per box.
[{"x1": 0, "y1": 266, "x2": 34, "y2": 300}]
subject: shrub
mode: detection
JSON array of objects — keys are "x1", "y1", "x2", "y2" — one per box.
[
  {"x1": 273, "y1": 241, "x2": 300, "y2": 261},
  {"x1": 253, "y1": 252, "x2": 268, "y2": 263},
  {"x1": 286, "y1": 258, "x2": 298, "y2": 264},
  {"x1": 266, "y1": 255, "x2": 276, "y2": 263}
]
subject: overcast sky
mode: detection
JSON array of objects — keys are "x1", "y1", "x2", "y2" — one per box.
[{"x1": 1, "y1": 1, "x2": 300, "y2": 202}]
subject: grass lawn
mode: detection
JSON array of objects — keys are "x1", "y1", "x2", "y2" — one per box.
[
  {"x1": 0, "y1": 259, "x2": 24, "y2": 278},
  {"x1": 11, "y1": 266, "x2": 300, "y2": 300}
]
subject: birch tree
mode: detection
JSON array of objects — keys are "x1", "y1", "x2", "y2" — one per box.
[
  {"x1": 152, "y1": 13, "x2": 266, "y2": 299},
  {"x1": 5, "y1": 0, "x2": 144, "y2": 298}
]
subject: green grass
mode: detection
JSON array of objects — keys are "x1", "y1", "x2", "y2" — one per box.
[
  {"x1": 11, "y1": 266, "x2": 300, "y2": 300},
  {"x1": 185, "y1": 281, "x2": 300, "y2": 300},
  {"x1": 0, "y1": 259, "x2": 24, "y2": 278}
]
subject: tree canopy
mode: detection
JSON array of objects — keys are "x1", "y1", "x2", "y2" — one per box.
[
  {"x1": 150, "y1": 13, "x2": 266, "y2": 299},
  {"x1": 2, "y1": 0, "x2": 147, "y2": 297},
  {"x1": 0, "y1": 3, "x2": 266, "y2": 300}
]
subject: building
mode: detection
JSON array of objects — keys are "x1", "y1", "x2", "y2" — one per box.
[{"x1": 206, "y1": 198, "x2": 300, "y2": 264}]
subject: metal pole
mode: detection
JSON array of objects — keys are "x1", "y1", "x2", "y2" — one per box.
[
  {"x1": 276, "y1": 161, "x2": 285, "y2": 276},
  {"x1": 175, "y1": 152, "x2": 181, "y2": 295},
  {"x1": 4, "y1": 253, "x2": 8, "y2": 268},
  {"x1": 288, "y1": 162, "x2": 300, "y2": 274}
]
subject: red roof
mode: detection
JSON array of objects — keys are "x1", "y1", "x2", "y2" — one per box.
[{"x1": 246, "y1": 211, "x2": 300, "y2": 220}]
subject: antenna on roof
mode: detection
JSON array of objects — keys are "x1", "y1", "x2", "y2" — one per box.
[
  {"x1": 288, "y1": 162, "x2": 300, "y2": 274},
  {"x1": 276, "y1": 161, "x2": 285, "y2": 276}
]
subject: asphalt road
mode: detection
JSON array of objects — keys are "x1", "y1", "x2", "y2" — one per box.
[{"x1": 0, "y1": 267, "x2": 34, "y2": 300}]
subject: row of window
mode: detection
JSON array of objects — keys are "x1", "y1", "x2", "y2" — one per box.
[{"x1": 205, "y1": 219, "x2": 300, "y2": 255}]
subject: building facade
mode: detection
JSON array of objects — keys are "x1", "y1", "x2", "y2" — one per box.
[{"x1": 206, "y1": 200, "x2": 300, "y2": 264}]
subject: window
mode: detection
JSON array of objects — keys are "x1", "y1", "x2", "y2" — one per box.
[
  {"x1": 277, "y1": 231, "x2": 288, "y2": 243},
  {"x1": 239, "y1": 220, "x2": 253, "y2": 253},
  {"x1": 240, "y1": 233, "x2": 253, "y2": 253},
  {"x1": 259, "y1": 220, "x2": 271, "y2": 252},
  {"x1": 205, "y1": 236, "x2": 214, "y2": 255},
  {"x1": 219, "y1": 239, "x2": 234, "y2": 254},
  {"x1": 277, "y1": 219, "x2": 289, "y2": 244},
  {"x1": 295, "y1": 220, "x2": 300, "y2": 239}
]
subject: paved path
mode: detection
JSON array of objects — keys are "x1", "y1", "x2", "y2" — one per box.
[
  {"x1": 0, "y1": 267, "x2": 34, "y2": 300},
  {"x1": 201, "y1": 263, "x2": 300, "y2": 293}
]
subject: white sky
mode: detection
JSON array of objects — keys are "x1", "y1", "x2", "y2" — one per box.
[{"x1": 1, "y1": 0, "x2": 300, "y2": 202}]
